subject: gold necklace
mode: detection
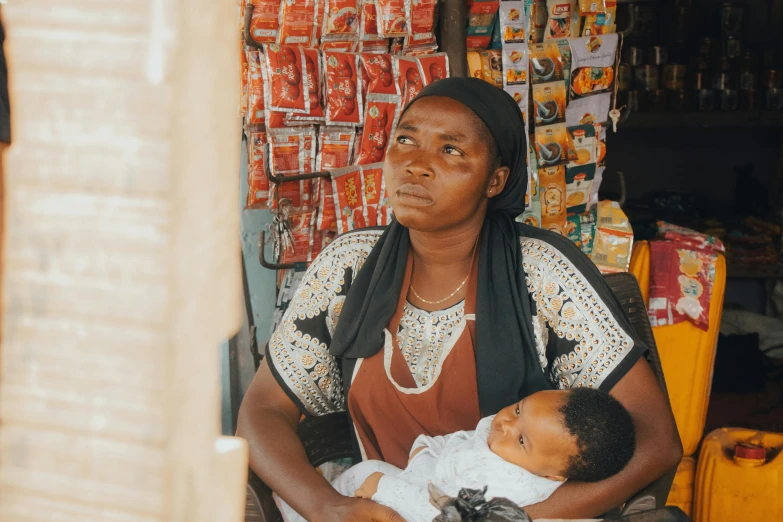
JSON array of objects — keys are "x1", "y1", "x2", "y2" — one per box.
[{"x1": 409, "y1": 236, "x2": 479, "y2": 306}]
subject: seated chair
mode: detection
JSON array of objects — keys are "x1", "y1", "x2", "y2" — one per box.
[{"x1": 243, "y1": 273, "x2": 679, "y2": 522}]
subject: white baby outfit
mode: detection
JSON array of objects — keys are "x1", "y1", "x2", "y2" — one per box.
[{"x1": 277, "y1": 415, "x2": 563, "y2": 522}]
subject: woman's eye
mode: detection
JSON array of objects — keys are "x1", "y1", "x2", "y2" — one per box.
[
  {"x1": 515, "y1": 405, "x2": 520, "y2": 416},
  {"x1": 443, "y1": 145, "x2": 463, "y2": 156},
  {"x1": 397, "y1": 135, "x2": 414, "y2": 145}
]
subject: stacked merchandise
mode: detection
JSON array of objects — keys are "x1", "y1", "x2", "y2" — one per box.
[
  {"x1": 467, "y1": 1, "x2": 628, "y2": 273},
  {"x1": 617, "y1": 1, "x2": 783, "y2": 113},
  {"x1": 239, "y1": 0, "x2": 448, "y2": 275}
]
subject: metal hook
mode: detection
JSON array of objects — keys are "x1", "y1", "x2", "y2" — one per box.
[
  {"x1": 265, "y1": 169, "x2": 332, "y2": 184},
  {"x1": 258, "y1": 230, "x2": 309, "y2": 271},
  {"x1": 243, "y1": 4, "x2": 265, "y2": 51}
]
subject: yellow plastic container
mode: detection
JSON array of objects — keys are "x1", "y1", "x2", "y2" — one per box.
[
  {"x1": 694, "y1": 428, "x2": 783, "y2": 522},
  {"x1": 666, "y1": 457, "x2": 695, "y2": 518},
  {"x1": 629, "y1": 242, "x2": 727, "y2": 456}
]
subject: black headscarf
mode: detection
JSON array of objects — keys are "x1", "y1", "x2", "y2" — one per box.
[{"x1": 330, "y1": 77, "x2": 553, "y2": 416}]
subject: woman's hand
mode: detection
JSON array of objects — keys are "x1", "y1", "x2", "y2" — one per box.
[
  {"x1": 354, "y1": 472, "x2": 384, "y2": 498},
  {"x1": 315, "y1": 496, "x2": 406, "y2": 522}
]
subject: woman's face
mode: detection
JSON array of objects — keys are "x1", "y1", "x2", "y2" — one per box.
[{"x1": 383, "y1": 96, "x2": 509, "y2": 232}]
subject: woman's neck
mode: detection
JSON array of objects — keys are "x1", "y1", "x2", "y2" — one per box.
[{"x1": 409, "y1": 222, "x2": 483, "y2": 269}]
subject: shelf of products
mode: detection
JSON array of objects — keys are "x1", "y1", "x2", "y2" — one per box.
[{"x1": 619, "y1": 111, "x2": 783, "y2": 130}]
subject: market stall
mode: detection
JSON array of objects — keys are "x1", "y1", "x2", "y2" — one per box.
[{"x1": 229, "y1": 1, "x2": 783, "y2": 521}]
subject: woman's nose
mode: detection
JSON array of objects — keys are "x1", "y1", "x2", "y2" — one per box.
[{"x1": 405, "y1": 157, "x2": 433, "y2": 179}]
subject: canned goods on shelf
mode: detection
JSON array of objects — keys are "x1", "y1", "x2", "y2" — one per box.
[
  {"x1": 648, "y1": 46, "x2": 668, "y2": 66},
  {"x1": 663, "y1": 64, "x2": 687, "y2": 91},
  {"x1": 692, "y1": 70, "x2": 709, "y2": 91},
  {"x1": 719, "y1": 89, "x2": 738, "y2": 111},
  {"x1": 763, "y1": 70, "x2": 782, "y2": 90},
  {"x1": 723, "y1": 36, "x2": 742, "y2": 60},
  {"x1": 720, "y1": 2, "x2": 744, "y2": 38},
  {"x1": 625, "y1": 46, "x2": 645, "y2": 67},
  {"x1": 634, "y1": 65, "x2": 660, "y2": 91},
  {"x1": 698, "y1": 37, "x2": 713, "y2": 59},
  {"x1": 646, "y1": 90, "x2": 666, "y2": 113},
  {"x1": 712, "y1": 71, "x2": 732, "y2": 91},
  {"x1": 740, "y1": 90, "x2": 756, "y2": 111},
  {"x1": 697, "y1": 89, "x2": 715, "y2": 112},
  {"x1": 765, "y1": 88, "x2": 783, "y2": 111},
  {"x1": 667, "y1": 90, "x2": 688, "y2": 112}
]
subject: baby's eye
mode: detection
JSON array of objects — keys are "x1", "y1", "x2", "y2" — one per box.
[
  {"x1": 443, "y1": 145, "x2": 463, "y2": 156},
  {"x1": 519, "y1": 436, "x2": 525, "y2": 446},
  {"x1": 515, "y1": 405, "x2": 520, "y2": 416}
]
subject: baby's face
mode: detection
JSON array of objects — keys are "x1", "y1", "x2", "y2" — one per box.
[{"x1": 486, "y1": 390, "x2": 577, "y2": 482}]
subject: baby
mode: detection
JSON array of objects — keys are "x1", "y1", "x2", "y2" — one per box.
[{"x1": 278, "y1": 388, "x2": 636, "y2": 522}]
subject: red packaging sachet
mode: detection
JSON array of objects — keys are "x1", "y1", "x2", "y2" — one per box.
[
  {"x1": 355, "y1": 93, "x2": 400, "y2": 164},
  {"x1": 322, "y1": 0, "x2": 360, "y2": 38},
  {"x1": 361, "y1": 53, "x2": 397, "y2": 95},
  {"x1": 248, "y1": 0, "x2": 281, "y2": 44},
  {"x1": 288, "y1": 48, "x2": 326, "y2": 123},
  {"x1": 240, "y1": 42, "x2": 250, "y2": 116},
  {"x1": 324, "y1": 51, "x2": 363, "y2": 126},
  {"x1": 245, "y1": 132, "x2": 269, "y2": 209},
  {"x1": 394, "y1": 55, "x2": 424, "y2": 107},
  {"x1": 361, "y1": 163, "x2": 384, "y2": 227},
  {"x1": 332, "y1": 165, "x2": 367, "y2": 233},
  {"x1": 278, "y1": 0, "x2": 318, "y2": 47},
  {"x1": 269, "y1": 129, "x2": 305, "y2": 208},
  {"x1": 407, "y1": 0, "x2": 436, "y2": 43},
  {"x1": 264, "y1": 45, "x2": 309, "y2": 114},
  {"x1": 376, "y1": 0, "x2": 412, "y2": 37},
  {"x1": 246, "y1": 50, "x2": 265, "y2": 125},
  {"x1": 418, "y1": 53, "x2": 449, "y2": 85}
]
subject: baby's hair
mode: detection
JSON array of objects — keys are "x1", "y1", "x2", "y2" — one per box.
[{"x1": 559, "y1": 388, "x2": 636, "y2": 482}]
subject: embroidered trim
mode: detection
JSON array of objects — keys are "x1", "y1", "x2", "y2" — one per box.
[
  {"x1": 383, "y1": 320, "x2": 467, "y2": 395},
  {"x1": 532, "y1": 313, "x2": 549, "y2": 371},
  {"x1": 268, "y1": 230, "x2": 383, "y2": 415},
  {"x1": 396, "y1": 300, "x2": 466, "y2": 387},
  {"x1": 521, "y1": 237, "x2": 634, "y2": 389}
]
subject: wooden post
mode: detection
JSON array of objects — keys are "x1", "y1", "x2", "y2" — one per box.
[
  {"x1": 0, "y1": 2, "x2": 247, "y2": 522},
  {"x1": 440, "y1": 0, "x2": 468, "y2": 78}
]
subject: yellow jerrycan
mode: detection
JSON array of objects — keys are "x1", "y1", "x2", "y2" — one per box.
[
  {"x1": 667, "y1": 457, "x2": 696, "y2": 518},
  {"x1": 694, "y1": 428, "x2": 783, "y2": 522},
  {"x1": 629, "y1": 241, "x2": 727, "y2": 456}
]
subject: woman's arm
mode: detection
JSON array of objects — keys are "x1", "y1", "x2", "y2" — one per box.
[
  {"x1": 524, "y1": 358, "x2": 682, "y2": 519},
  {"x1": 236, "y1": 363, "x2": 405, "y2": 522}
]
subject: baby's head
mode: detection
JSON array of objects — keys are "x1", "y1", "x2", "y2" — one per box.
[{"x1": 487, "y1": 388, "x2": 635, "y2": 483}]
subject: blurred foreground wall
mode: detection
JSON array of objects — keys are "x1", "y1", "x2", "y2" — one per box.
[{"x1": 0, "y1": 1, "x2": 247, "y2": 521}]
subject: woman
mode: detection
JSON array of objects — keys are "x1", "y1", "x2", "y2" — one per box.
[{"x1": 237, "y1": 78, "x2": 682, "y2": 521}]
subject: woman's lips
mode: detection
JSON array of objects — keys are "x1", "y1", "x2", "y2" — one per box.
[{"x1": 396, "y1": 183, "x2": 433, "y2": 206}]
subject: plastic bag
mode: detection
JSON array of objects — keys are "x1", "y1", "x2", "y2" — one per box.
[{"x1": 429, "y1": 484, "x2": 533, "y2": 522}]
